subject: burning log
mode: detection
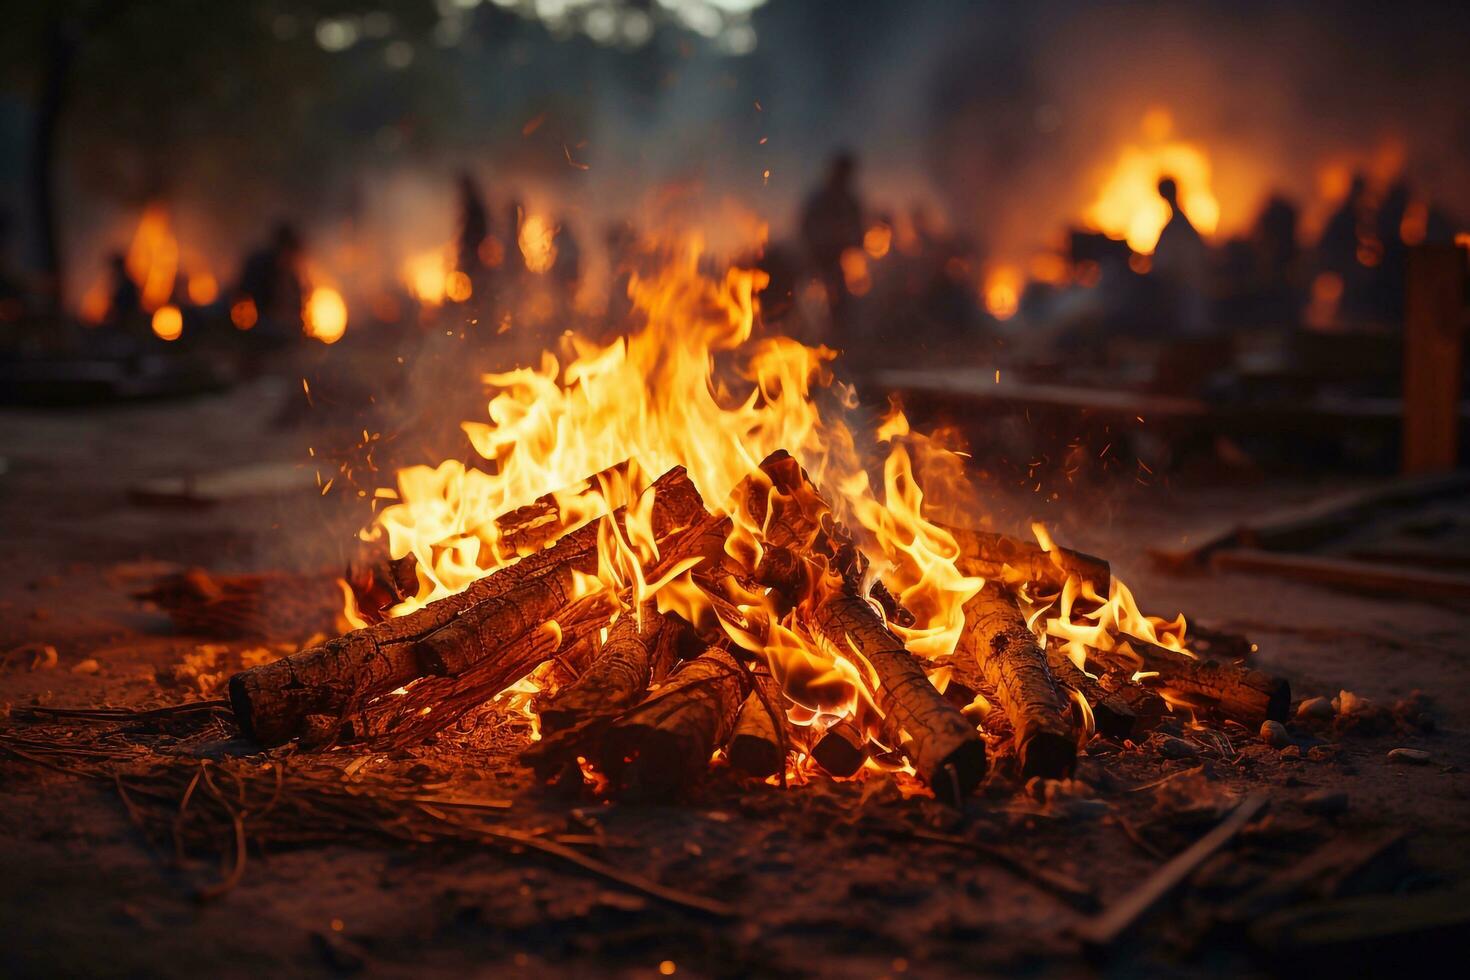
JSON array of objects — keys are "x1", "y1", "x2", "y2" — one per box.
[
  {"x1": 1090, "y1": 641, "x2": 1290, "y2": 726},
  {"x1": 354, "y1": 590, "x2": 616, "y2": 748},
  {"x1": 810, "y1": 594, "x2": 986, "y2": 804},
  {"x1": 537, "y1": 605, "x2": 681, "y2": 735},
  {"x1": 957, "y1": 584, "x2": 1076, "y2": 779},
  {"x1": 596, "y1": 646, "x2": 752, "y2": 798},
  {"x1": 943, "y1": 525, "x2": 1111, "y2": 595},
  {"x1": 725, "y1": 673, "x2": 795, "y2": 779},
  {"x1": 1045, "y1": 641, "x2": 1162, "y2": 741},
  {"x1": 1097, "y1": 670, "x2": 1167, "y2": 731},
  {"x1": 415, "y1": 563, "x2": 582, "y2": 676},
  {"x1": 809, "y1": 718, "x2": 869, "y2": 777},
  {"x1": 229, "y1": 466, "x2": 706, "y2": 745}
]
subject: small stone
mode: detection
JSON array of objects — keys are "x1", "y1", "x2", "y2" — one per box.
[
  {"x1": 1259, "y1": 720, "x2": 1291, "y2": 748},
  {"x1": 1387, "y1": 747, "x2": 1431, "y2": 765},
  {"x1": 1279, "y1": 745, "x2": 1303, "y2": 760},
  {"x1": 1301, "y1": 789, "x2": 1349, "y2": 816},
  {"x1": 1296, "y1": 697, "x2": 1333, "y2": 721},
  {"x1": 1307, "y1": 745, "x2": 1339, "y2": 762},
  {"x1": 1157, "y1": 735, "x2": 1198, "y2": 759},
  {"x1": 70, "y1": 658, "x2": 100, "y2": 675}
]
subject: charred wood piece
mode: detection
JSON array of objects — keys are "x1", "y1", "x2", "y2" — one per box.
[
  {"x1": 957, "y1": 584, "x2": 1076, "y2": 779},
  {"x1": 810, "y1": 594, "x2": 986, "y2": 804}
]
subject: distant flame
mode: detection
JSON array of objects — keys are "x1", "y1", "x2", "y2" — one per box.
[
  {"x1": 983, "y1": 264, "x2": 1022, "y2": 320},
  {"x1": 1084, "y1": 108, "x2": 1220, "y2": 254},
  {"x1": 187, "y1": 270, "x2": 219, "y2": 306},
  {"x1": 304, "y1": 287, "x2": 347, "y2": 344},
  {"x1": 230, "y1": 296, "x2": 258, "y2": 330},
  {"x1": 151, "y1": 304, "x2": 183, "y2": 341},
  {"x1": 518, "y1": 213, "x2": 558, "y2": 274},
  {"x1": 126, "y1": 204, "x2": 180, "y2": 312}
]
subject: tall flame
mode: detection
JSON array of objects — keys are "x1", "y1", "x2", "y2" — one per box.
[{"x1": 368, "y1": 238, "x2": 983, "y2": 720}]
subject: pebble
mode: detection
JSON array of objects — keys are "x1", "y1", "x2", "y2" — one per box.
[
  {"x1": 1387, "y1": 747, "x2": 1431, "y2": 765},
  {"x1": 1296, "y1": 697, "x2": 1333, "y2": 721},
  {"x1": 1259, "y1": 720, "x2": 1292, "y2": 748},
  {"x1": 1156, "y1": 735, "x2": 1198, "y2": 759},
  {"x1": 1279, "y1": 745, "x2": 1303, "y2": 760},
  {"x1": 70, "y1": 658, "x2": 100, "y2": 675},
  {"x1": 1307, "y1": 745, "x2": 1339, "y2": 762},
  {"x1": 1301, "y1": 789, "x2": 1349, "y2": 816}
]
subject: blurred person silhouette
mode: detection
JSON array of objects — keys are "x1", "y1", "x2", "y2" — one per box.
[
  {"x1": 799, "y1": 151, "x2": 865, "y2": 334},
  {"x1": 104, "y1": 252, "x2": 142, "y2": 331},
  {"x1": 237, "y1": 222, "x2": 305, "y2": 344},
  {"x1": 455, "y1": 170, "x2": 488, "y2": 298},
  {"x1": 552, "y1": 218, "x2": 581, "y2": 295},
  {"x1": 1313, "y1": 172, "x2": 1374, "y2": 321},
  {"x1": 1251, "y1": 194, "x2": 1300, "y2": 327},
  {"x1": 1151, "y1": 176, "x2": 1211, "y2": 336}
]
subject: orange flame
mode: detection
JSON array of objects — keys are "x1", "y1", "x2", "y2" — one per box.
[
  {"x1": 303, "y1": 287, "x2": 347, "y2": 344},
  {"x1": 983, "y1": 264, "x2": 1022, "y2": 320},
  {"x1": 151, "y1": 304, "x2": 183, "y2": 341},
  {"x1": 518, "y1": 213, "x2": 558, "y2": 274},
  {"x1": 126, "y1": 204, "x2": 179, "y2": 312},
  {"x1": 1084, "y1": 108, "x2": 1220, "y2": 254}
]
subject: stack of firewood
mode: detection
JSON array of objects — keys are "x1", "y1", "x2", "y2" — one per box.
[{"x1": 227, "y1": 450, "x2": 1289, "y2": 803}]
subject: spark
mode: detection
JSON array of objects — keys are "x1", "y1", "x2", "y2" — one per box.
[{"x1": 563, "y1": 144, "x2": 590, "y2": 170}]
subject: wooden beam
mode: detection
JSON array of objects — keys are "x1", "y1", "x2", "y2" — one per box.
[{"x1": 1211, "y1": 548, "x2": 1470, "y2": 602}]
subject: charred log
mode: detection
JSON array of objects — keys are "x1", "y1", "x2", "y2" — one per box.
[
  {"x1": 943, "y1": 525, "x2": 1111, "y2": 596},
  {"x1": 957, "y1": 584, "x2": 1076, "y2": 779},
  {"x1": 726, "y1": 674, "x2": 795, "y2": 779},
  {"x1": 537, "y1": 605, "x2": 681, "y2": 735},
  {"x1": 1045, "y1": 641, "x2": 1162, "y2": 741},
  {"x1": 353, "y1": 591, "x2": 616, "y2": 748},
  {"x1": 809, "y1": 718, "x2": 869, "y2": 777},
  {"x1": 810, "y1": 595, "x2": 986, "y2": 804},
  {"x1": 596, "y1": 646, "x2": 752, "y2": 799},
  {"x1": 229, "y1": 466, "x2": 705, "y2": 746},
  {"x1": 1091, "y1": 641, "x2": 1290, "y2": 725}
]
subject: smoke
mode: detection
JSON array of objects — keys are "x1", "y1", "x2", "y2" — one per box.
[{"x1": 45, "y1": 0, "x2": 1470, "y2": 308}]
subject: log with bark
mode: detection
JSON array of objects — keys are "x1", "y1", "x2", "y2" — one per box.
[
  {"x1": 725, "y1": 672, "x2": 798, "y2": 779},
  {"x1": 537, "y1": 605, "x2": 681, "y2": 735},
  {"x1": 1097, "y1": 670, "x2": 1167, "y2": 731},
  {"x1": 809, "y1": 717, "x2": 869, "y2": 777},
  {"x1": 956, "y1": 584, "x2": 1076, "y2": 779},
  {"x1": 1087, "y1": 640, "x2": 1290, "y2": 725},
  {"x1": 943, "y1": 524, "x2": 1111, "y2": 595},
  {"x1": 1045, "y1": 641, "x2": 1163, "y2": 741},
  {"x1": 229, "y1": 466, "x2": 706, "y2": 745},
  {"x1": 809, "y1": 594, "x2": 986, "y2": 804},
  {"x1": 595, "y1": 646, "x2": 752, "y2": 798},
  {"x1": 352, "y1": 590, "x2": 617, "y2": 748}
]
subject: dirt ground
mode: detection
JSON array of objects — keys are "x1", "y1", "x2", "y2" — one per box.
[{"x1": 2, "y1": 371, "x2": 1467, "y2": 979}]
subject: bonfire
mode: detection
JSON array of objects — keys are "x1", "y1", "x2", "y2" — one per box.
[{"x1": 227, "y1": 240, "x2": 1288, "y2": 804}]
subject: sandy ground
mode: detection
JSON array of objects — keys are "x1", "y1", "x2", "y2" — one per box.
[{"x1": 2, "y1": 369, "x2": 1467, "y2": 979}]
